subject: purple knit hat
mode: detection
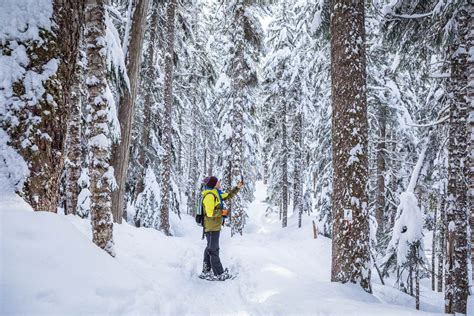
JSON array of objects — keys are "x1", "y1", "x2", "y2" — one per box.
[{"x1": 203, "y1": 176, "x2": 218, "y2": 189}]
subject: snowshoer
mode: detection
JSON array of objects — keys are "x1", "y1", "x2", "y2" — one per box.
[{"x1": 199, "y1": 176, "x2": 243, "y2": 281}]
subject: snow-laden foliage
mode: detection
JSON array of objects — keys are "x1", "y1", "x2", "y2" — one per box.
[
  {"x1": 208, "y1": 0, "x2": 263, "y2": 235},
  {"x1": 384, "y1": 192, "x2": 425, "y2": 267},
  {"x1": 135, "y1": 167, "x2": 162, "y2": 228},
  {"x1": 262, "y1": 0, "x2": 331, "y2": 231},
  {"x1": 0, "y1": 129, "x2": 29, "y2": 192}
]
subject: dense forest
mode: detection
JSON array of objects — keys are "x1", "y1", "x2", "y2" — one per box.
[{"x1": 0, "y1": 0, "x2": 472, "y2": 314}]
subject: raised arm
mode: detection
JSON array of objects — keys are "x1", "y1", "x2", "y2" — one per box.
[{"x1": 222, "y1": 186, "x2": 241, "y2": 201}]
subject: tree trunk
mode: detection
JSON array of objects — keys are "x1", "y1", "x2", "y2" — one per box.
[
  {"x1": 437, "y1": 195, "x2": 445, "y2": 292},
  {"x1": 375, "y1": 106, "x2": 386, "y2": 238},
  {"x1": 159, "y1": 0, "x2": 177, "y2": 236},
  {"x1": 85, "y1": 0, "x2": 115, "y2": 257},
  {"x1": 409, "y1": 264, "x2": 413, "y2": 296},
  {"x1": 444, "y1": 5, "x2": 470, "y2": 314},
  {"x1": 187, "y1": 112, "x2": 198, "y2": 216},
  {"x1": 111, "y1": 0, "x2": 150, "y2": 223},
  {"x1": 1, "y1": 1, "x2": 84, "y2": 212},
  {"x1": 467, "y1": 2, "x2": 474, "y2": 288},
  {"x1": 330, "y1": 0, "x2": 371, "y2": 293},
  {"x1": 431, "y1": 195, "x2": 437, "y2": 291},
  {"x1": 263, "y1": 148, "x2": 268, "y2": 185},
  {"x1": 203, "y1": 148, "x2": 207, "y2": 177},
  {"x1": 415, "y1": 246, "x2": 420, "y2": 310},
  {"x1": 135, "y1": 1, "x2": 159, "y2": 199},
  {"x1": 294, "y1": 113, "x2": 303, "y2": 228},
  {"x1": 229, "y1": 6, "x2": 246, "y2": 236},
  {"x1": 65, "y1": 39, "x2": 86, "y2": 216},
  {"x1": 389, "y1": 130, "x2": 398, "y2": 229},
  {"x1": 281, "y1": 102, "x2": 288, "y2": 228}
]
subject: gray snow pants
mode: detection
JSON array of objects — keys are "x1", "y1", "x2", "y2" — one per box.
[{"x1": 203, "y1": 230, "x2": 224, "y2": 276}]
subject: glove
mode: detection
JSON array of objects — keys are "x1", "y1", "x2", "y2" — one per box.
[{"x1": 222, "y1": 209, "x2": 229, "y2": 217}]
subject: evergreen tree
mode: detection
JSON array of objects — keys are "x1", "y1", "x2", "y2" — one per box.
[
  {"x1": 380, "y1": 1, "x2": 471, "y2": 312},
  {"x1": 212, "y1": 0, "x2": 262, "y2": 235},
  {"x1": 135, "y1": 0, "x2": 160, "y2": 201},
  {"x1": 159, "y1": 0, "x2": 177, "y2": 236},
  {"x1": 261, "y1": 2, "x2": 295, "y2": 228},
  {"x1": 330, "y1": 0, "x2": 371, "y2": 293}
]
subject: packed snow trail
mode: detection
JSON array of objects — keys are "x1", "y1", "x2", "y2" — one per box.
[{"x1": 1, "y1": 180, "x2": 455, "y2": 315}]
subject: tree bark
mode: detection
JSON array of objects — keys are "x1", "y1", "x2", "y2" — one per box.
[
  {"x1": 444, "y1": 5, "x2": 470, "y2": 314},
  {"x1": 159, "y1": 0, "x2": 177, "y2": 236},
  {"x1": 389, "y1": 130, "x2": 398, "y2": 229},
  {"x1": 375, "y1": 106, "x2": 386, "y2": 238},
  {"x1": 187, "y1": 112, "x2": 198, "y2": 216},
  {"x1": 1, "y1": 1, "x2": 84, "y2": 212},
  {"x1": 65, "y1": 39, "x2": 86, "y2": 215},
  {"x1": 294, "y1": 113, "x2": 303, "y2": 228},
  {"x1": 437, "y1": 195, "x2": 445, "y2": 292},
  {"x1": 415, "y1": 246, "x2": 420, "y2": 310},
  {"x1": 229, "y1": 5, "x2": 246, "y2": 236},
  {"x1": 111, "y1": 0, "x2": 150, "y2": 223},
  {"x1": 431, "y1": 195, "x2": 437, "y2": 291},
  {"x1": 85, "y1": 0, "x2": 115, "y2": 257},
  {"x1": 467, "y1": 2, "x2": 474, "y2": 287},
  {"x1": 330, "y1": 0, "x2": 371, "y2": 293},
  {"x1": 281, "y1": 101, "x2": 288, "y2": 228}
]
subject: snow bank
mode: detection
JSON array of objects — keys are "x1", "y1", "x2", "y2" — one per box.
[{"x1": 0, "y1": 206, "x2": 158, "y2": 315}]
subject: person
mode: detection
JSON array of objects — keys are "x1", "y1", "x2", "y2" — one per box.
[{"x1": 199, "y1": 176, "x2": 243, "y2": 281}]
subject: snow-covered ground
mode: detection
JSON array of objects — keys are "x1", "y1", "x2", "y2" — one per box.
[{"x1": 2, "y1": 180, "x2": 469, "y2": 315}]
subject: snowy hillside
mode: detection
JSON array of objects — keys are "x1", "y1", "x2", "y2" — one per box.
[{"x1": 1, "y1": 181, "x2": 452, "y2": 315}]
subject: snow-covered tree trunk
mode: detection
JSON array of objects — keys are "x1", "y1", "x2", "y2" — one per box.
[
  {"x1": 467, "y1": 2, "x2": 474, "y2": 287},
  {"x1": 230, "y1": 100, "x2": 244, "y2": 235},
  {"x1": 263, "y1": 148, "x2": 268, "y2": 185},
  {"x1": 415, "y1": 245, "x2": 420, "y2": 310},
  {"x1": 85, "y1": 0, "x2": 115, "y2": 257},
  {"x1": 376, "y1": 106, "x2": 386, "y2": 238},
  {"x1": 1, "y1": 1, "x2": 84, "y2": 212},
  {"x1": 187, "y1": 110, "x2": 198, "y2": 216},
  {"x1": 281, "y1": 101, "x2": 288, "y2": 228},
  {"x1": 431, "y1": 195, "x2": 437, "y2": 291},
  {"x1": 437, "y1": 195, "x2": 445, "y2": 293},
  {"x1": 65, "y1": 42, "x2": 86, "y2": 216},
  {"x1": 135, "y1": 1, "x2": 159, "y2": 199},
  {"x1": 330, "y1": 0, "x2": 371, "y2": 293},
  {"x1": 111, "y1": 0, "x2": 150, "y2": 223},
  {"x1": 228, "y1": 4, "x2": 249, "y2": 236},
  {"x1": 294, "y1": 112, "x2": 303, "y2": 228},
  {"x1": 159, "y1": 0, "x2": 177, "y2": 236},
  {"x1": 389, "y1": 131, "x2": 399, "y2": 229},
  {"x1": 444, "y1": 5, "x2": 470, "y2": 314}
]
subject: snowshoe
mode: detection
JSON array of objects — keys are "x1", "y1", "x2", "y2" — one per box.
[
  {"x1": 198, "y1": 270, "x2": 213, "y2": 280},
  {"x1": 213, "y1": 268, "x2": 233, "y2": 281}
]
